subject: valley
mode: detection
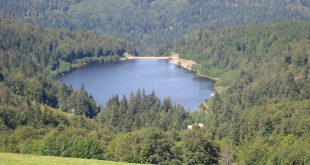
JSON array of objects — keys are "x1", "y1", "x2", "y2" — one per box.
[
  {"x1": 57, "y1": 59, "x2": 215, "y2": 111},
  {"x1": 0, "y1": 1, "x2": 309, "y2": 164}
]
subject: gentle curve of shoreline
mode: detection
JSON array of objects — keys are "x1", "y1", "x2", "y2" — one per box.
[
  {"x1": 124, "y1": 52, "x2": 219, "y2": 97},
  {"x1": 124, "y1": 53, "x2": 220, "y2": 81},
  {"x1": 125, "y1": 56, "x2": 170, "y2": 60}
]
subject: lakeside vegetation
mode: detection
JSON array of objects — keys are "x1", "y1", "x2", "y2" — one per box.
[
  {"x1": 97, "y1": 90, "x2": 189, "y2": 132},
  {"x1": 0, "y1": 17, "x2": 137, "y2": 77},
  {"x1": 156, "y1": 21, "x2": 310, "y2": 164},
  {"x1": 157, "y1": 21, "x2": 310, "y2": 94},
  {"x1": 0, "y1": 18, "x2": 220, "y2": 164},
  {"x1": 0, "y1": 6, "x2": 309, "y2": 165},
  {"x1": 0, "y1": 88, "x2": 219, "y2": 164}
]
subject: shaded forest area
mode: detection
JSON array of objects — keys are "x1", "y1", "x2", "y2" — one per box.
[
  {"x1": 0, "y1": 17, "x2": 137, "y2": 115},
  {"x1": 1, "y1": 0, "x2": 309, "y2": 52}
]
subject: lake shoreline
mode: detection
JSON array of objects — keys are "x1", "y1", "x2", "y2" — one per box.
[
  {"x1": 169, "y1": 53, "x2": 219, "y2": 98},
  {"x1": 58, "y1": 59, "x2": 215, "y2": 111},
  {"x1": 53, "y1": 56, "x2": 122, "y2": 78},
  {"x1": 61, "y1": 54, "x2": 218, "y2": 99},
  {"x1": 124, "y1": 53, "x2": 218, "y2": 97},
  {"x1": 169, "y1": 52, "x2": 220, "y2": 82},
  {"x1": 124, "y1": 53, "x2": 220, "y2": 82},
  {"x1": 169, "y1": 57, "x2": 220, "y2": 97},
  {"x1": 124, "y1": 56, "x2": 170, "y2": 60},
  {"x1": 169, "y1": 59, "x2": 220, "y2": 82}
]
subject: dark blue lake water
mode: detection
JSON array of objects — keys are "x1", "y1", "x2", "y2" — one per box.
[{"x1": 57, "y1": 59, "x2": 214, "y2": 111}]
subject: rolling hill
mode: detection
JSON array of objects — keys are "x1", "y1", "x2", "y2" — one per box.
[
  {"x1": 0, "y1": 1, "x2": 310, "y2": 164},
  {"x1": 1, "y1": 0, "x2": 310, "y2": 52}
]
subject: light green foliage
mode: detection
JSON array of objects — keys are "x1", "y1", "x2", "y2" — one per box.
[
  {"x1": 106, "y1": 127, "x2": 220, "y2": 164},
  {"x1": 0, "y1": 102, "x2": 219, "y2": 164},
  {"x1": 0, "y1": 99, "x2": 112, "y2": 159},
  {"x1": 236, "y1": 135, "x2": 310, "y2": 165},
  {"x1": 0, "y1": 152, "x2": 145, "y2": 165}
]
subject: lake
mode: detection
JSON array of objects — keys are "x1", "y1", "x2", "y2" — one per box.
[{"x1": 57, "y1": 59, "x2": 214, "y2": 111}]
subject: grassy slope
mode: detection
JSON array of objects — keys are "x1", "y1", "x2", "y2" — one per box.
[{"x1": 0, "y1": 153, "x2": 145, "y2": 165}]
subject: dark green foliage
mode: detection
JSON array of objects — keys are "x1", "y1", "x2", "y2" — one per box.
[
  {"x1": 0, "y1": 16, "x2": 203, "y2": 163},
  {"x1": 0, "y1": 17, "x2": 208, "y2": 164},
  {"x1": 0, "y1": 73, "x2": 4, "y2": 82},
  {"x1": 158, "y1": 21, "x2": 310, "y2": 115},
  {"x1": 0, "y1": 96, "x2": 219, "y2": 164},
  {"x1": 181, "y1": 130, "x2": 220, "y2": 165},
  {"x1": 96, "y1": 89, "x2": 189, "y2": 132},
  {"x1": 2, "y1": 73, "x2": 99, "y2": 118},
  {"x1": 1, "y1": 0, "x2": 309, "y2": 52},
  {"x1": 0, "y1": 17, "x2": 137, "y2": 77},
  {"x1": 157, "y1": 21, "x2": 310, "y2": 164},
  {"x1": 70, "y1": 87, "x2": 99, "y2": 118},
  {"x1": 236, "y1": 101, "x2": 310, "y2": 141},
  {"x1": 0, "y1": 5, "x2": 309, "y2": 164},
  {"x1": 0, "y1": 17, "x2": 137, "y2": 117}
]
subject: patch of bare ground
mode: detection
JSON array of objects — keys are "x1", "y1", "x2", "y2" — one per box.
[{"x1": 169, "y1": 52, "x2": 220, "y2": 81}]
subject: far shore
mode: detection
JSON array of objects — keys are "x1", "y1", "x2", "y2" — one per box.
[
  {"x1": 125, "y1": 56, "x2": 170, "y2": 60},
  {"x1": 123, "y1": 52, "x2": 220, "y2": 82}
]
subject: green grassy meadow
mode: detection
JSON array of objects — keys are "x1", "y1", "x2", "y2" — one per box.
[{"x1": 0, "y1": 153, "x2": 145, "y2": 165}]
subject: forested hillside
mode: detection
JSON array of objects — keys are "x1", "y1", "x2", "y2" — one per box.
[
  {"x1": 0, "y1": 18, "x2": 220, "y2": 165},
  {"x1": 97, "y1": 90, "x2": 189, "y2": 132},
  {"x1": 1, "y1": 88, "x2": 215, "y2": 164},
  {"x1": 0, "y1": 17, "x2": 137, "y2": 116},
  {"x1": 157, "y1": 21, "x2": 310, "y2": 104},
  {"x1": 157, "y1": 21, "x2": 310, "y2": 163},
  {"x1": 1, "y1": 0, "x2": 309, "y2": 52},
  {"x1": 1, "y1": 2, "x2": 310, "y2": 164},
  {"x1": 0, "y1": 17, "x2": 137, "y2": 76}
]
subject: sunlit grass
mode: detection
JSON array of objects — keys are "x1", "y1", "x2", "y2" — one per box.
[{"x1": 0, "y1": 153, "x2": 145, "y2": 165}]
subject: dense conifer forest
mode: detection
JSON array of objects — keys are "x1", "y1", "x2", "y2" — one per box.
[
  {"x1": 0, "y1": 18, "x2": 219, "y2": 164},
  {"x1": 156, "y1": 21, "x2": 310, "y2": 164},
  {"x1": 1, "y1": 0, "x2": 310, "y2": 52},
  {"x1": 0, "y1": 1, "x2": 310, "y2": 164}
]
